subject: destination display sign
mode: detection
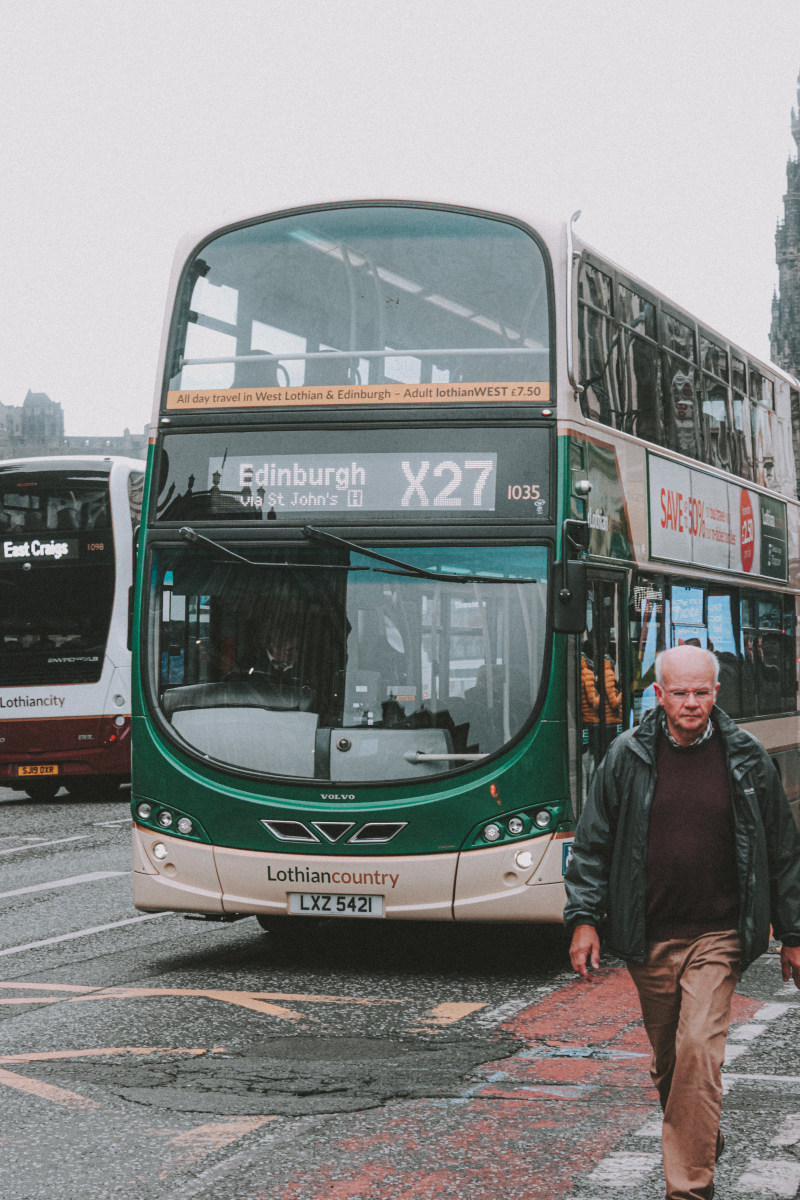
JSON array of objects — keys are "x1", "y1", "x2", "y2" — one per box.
[
  {"x1": 165, "y1": 381, "x2": 551, "y2": 413},
  {"x1": 648, "y1": 453, "x2": 787, "y2": 581},
  {"x1": 156, "y1": 426, "x2": 553, "y2": 522},
  {"x1": 1, "y1": 537, "x2": 79, "y2": 565},
  {"x1": 209, "y1": 452, "x2": 500, "y2": 514}
]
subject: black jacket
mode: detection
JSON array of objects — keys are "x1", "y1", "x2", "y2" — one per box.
[{"x1": 564, "y1": 706, "x2": 800, "y2": 968}]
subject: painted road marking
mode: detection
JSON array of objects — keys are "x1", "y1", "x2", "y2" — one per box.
[
  {"x1": 410, "y1": 1001, "x2": 487, "y2": 1031},
  {"x1": 0, "y1": 871, "x2": 125, "y2": 900},
  {"x1": 729, "y1": 1021, "x2": 767, "y2": 1041},
  {"x1": 0, "y1": 1047, "x2": 221, "y2": 1111},
  {"x1": 0, "y1": 912, "x2": 170, "y2": 957},
  {"x1": 23, "y1": 966, "x2": 768, "y2": 1200},
  {"x1": 166, "y1": 1116, "x2": 276, "y2": 1163},
  {"x1": 734, "y1": 1159, "x2": 800, "y2": 1196},
  {"x1": 635, "y1": 1115, "x2": 663, "y2": 1137},
  {"x1": 722, "y1": 999, "x2": 798, "y2": 1071},
  {"x1": 724, "y1": 1072, "x2": 800, "y2": 1086},
  {"x1": 586, "y1": 1151, "x2": 663, "y2": 1188},
  {"x1": 771, "y1": 1113, "x2": 800, "y2": 1146},
  {"x1": 757, "y1": 1002, "x2": 793, "y2": 1020},
  {"x1": 724, "y1": 1042, "x2": 750, "y2": 1062},
  {"x1": 0, "y1": 835, "x2": 86, "y2": 856},
  {"x1": 0, "y1": 1065, "x2": 100, "y2": 1110},
  {"x1": 0, "y1": 1047, "x2": 215, "y2": 1064},
  {"x1": 0, "y1": 981, "x2": 480, "y2": 1032}
]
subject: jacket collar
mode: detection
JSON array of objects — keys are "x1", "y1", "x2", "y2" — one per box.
[{"x1": 631, "y1": 703, "x2": 760, "y2": 772}]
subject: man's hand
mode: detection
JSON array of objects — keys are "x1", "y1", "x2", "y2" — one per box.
[
  {"x1": 569, "y1": 924, "x2": 601, "y2": 979},
  {"x1": 780, "y1": 943, "x2": 800, "y2": 989}
]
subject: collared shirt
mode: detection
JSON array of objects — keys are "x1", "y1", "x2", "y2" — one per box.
[{"x1": 658, "y1": 706, "x2": 714, "y2": 750}]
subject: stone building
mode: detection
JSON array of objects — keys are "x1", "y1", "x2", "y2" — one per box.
[
  {"x1": 0, "y1": 390, "x2": 147, "y2": 461},
  {"x1": 771, "y1": 71, "x2": 800, "y2": 377}
]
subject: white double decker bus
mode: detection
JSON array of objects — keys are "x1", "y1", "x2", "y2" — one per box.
[{"x1": 0, "y1": 456, "x2": 144, "y2": 800}]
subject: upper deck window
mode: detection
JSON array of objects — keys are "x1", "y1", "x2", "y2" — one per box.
[
  {"x1": 166, "y1": 206, "x2": 552, "y2": 414},
  {"x1": 663, "y1": 313, "x2": 696, "y2": 362},
  {"x1": 617, "y1": 284, "x2": 656, "y2": 339},
  {"x1": 578, "y1": 263, "x2": 613, "y2": 314},
  {"x1": 700, "y1": 334, "x2": 729, "y2": 383},
  {"x1": 0, "y1": 471, "x2": 110, "y2": 532}
]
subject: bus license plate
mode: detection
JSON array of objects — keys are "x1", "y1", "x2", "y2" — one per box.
[
  {"x1": 289, "y1": 892, "x2": 384, "y2": 917},
  {"x1": 17, "y1": 765, "x2": 59, "y2": 777}
]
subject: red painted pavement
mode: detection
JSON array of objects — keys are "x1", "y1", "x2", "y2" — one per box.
[{"x1": 255, "y1": 968, "x2": 764, "y2": 1200}]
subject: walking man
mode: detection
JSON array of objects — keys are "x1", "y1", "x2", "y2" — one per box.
[{"x1": 565, "y1": 644, "x2": 800, "y2": 1200}]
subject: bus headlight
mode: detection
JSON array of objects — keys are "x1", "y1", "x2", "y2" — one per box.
[
  {"x1": 153, "y1": 842, "x2": 168, "y2": 860},
  {"x1": 137, "y1": 802, "x2": 153, "y2": 821},
  {"x1": 507, "y1": 816, "x2": 525, "y2": 836},
  {"x1": 157, "y1": 811, "x2": 174, "y2": 828},
  {"x1": 483, "y1": 822, "x2": 502, "y2": 842},
  {"x1": 515, "y1": 849, "x2": 534, "y2": 869},
  {"x1": 177, "y1": 817, "x2": 193, "y2": 835},
  {"x1": 534, "y1": 809, "x2": 551, "y2": 829}
]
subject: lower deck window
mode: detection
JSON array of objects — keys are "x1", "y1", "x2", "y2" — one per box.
[{"x1": 630, "y1": 574, "x2": 796, "y2": 721}]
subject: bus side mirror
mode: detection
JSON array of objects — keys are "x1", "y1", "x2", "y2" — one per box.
[
  {"x1": 553, "y1": 518, "x2": 589, "y2": 633},
  {"x1": 553, "y1": 557, "x2": 587, "y2": 634},
  {"x1": 554, "y1": 559, "x2": 585, "y2": 638}
]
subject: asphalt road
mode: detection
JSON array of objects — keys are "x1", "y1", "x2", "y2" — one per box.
[{"x1": 1, "y1": 785, "x2": 799, "y2": 1200}]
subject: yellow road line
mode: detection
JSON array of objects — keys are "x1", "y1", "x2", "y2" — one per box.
[
  {"x1": 0, "y1": 1047, "x2": 212, "y2": 1064},
  {"x1": 0, "y1": 982, "x2": 94, "y2": 991},
  {"x1": 0, "y1": 980, "x2": 484, "y2": 1028},
  {"x1": 412, "y1": 1001, "x2": 488, "y2": 1028},
  {"x1": 168, "y1": 1116, "x2": 276, "y2": 1152},
  {"x1": 0, "y1": 1066, "x2": 100, "y2": 1109}
]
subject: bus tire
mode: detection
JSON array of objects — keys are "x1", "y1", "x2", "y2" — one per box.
[
  {"x1": 67, "y1": 777, "x2": 122, "y2": 802},
  {"x1": 23, "y1": 781, "x2": 62, "y2": 803}
]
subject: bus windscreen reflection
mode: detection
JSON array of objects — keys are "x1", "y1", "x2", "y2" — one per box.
[{"x1": 154, "y1": 545, "x2": 548, "y2": 781}]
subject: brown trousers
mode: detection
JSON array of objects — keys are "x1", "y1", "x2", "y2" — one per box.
[{"x1": 627, "y1": 930, "x2": 741, "y2": 1200}]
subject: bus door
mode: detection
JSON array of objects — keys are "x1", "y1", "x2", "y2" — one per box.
[{"x1": 577, "y1": 573, "x2": 626, "y2": 807}]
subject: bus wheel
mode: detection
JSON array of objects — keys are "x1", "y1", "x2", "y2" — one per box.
[{"x1": 24, "y1": 781, "x2": 62, "y2": 803}]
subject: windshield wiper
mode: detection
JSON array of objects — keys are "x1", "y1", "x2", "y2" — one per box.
[
  {"x1": 302, "y1": 526, "x2": 539, "y2": 584},
  {"x1": 178, "y1": 526, "x2": 365, "y2": 571}
]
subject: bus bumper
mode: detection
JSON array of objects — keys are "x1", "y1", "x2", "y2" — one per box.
[{"x1": 132, "y1": 824, "x2": 572, "y2": 924}]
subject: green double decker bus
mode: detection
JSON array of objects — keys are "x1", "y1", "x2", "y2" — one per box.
[{"x1": 131, "y1": 200, "x2": 800, "y2": 931}]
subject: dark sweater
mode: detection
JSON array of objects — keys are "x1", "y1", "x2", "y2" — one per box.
[{"x1": 645, "y1": 730, "x2": 739, "y2": 941}]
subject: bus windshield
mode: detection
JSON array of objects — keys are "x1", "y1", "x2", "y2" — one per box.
[
  {"x1": 166, "y1": 205, "x2": 551, "y2": 404},
  {"x1": 0, "y1": 470, "x2": 115, "y2": 685},
  {"x1": 151, "y1": 544, "x2": 548, "y2": 782}
]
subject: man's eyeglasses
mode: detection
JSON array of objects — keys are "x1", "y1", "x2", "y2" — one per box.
[{"x1": 664, "y1": 688, "x2": 714, "y2": 700}]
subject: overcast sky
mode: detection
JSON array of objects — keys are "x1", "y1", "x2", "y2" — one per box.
[{"x1": 2, "y1": 0, "x2": 800, "y2": 435}]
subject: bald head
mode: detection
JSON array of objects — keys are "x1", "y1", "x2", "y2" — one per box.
[{"x1": 655, "y1": 645, "x2": 719, "y2": 688}]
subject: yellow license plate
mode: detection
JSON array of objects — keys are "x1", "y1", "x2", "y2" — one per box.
[{"x1": 17, "y1": 765, "x2": 59, "y2": 777}]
